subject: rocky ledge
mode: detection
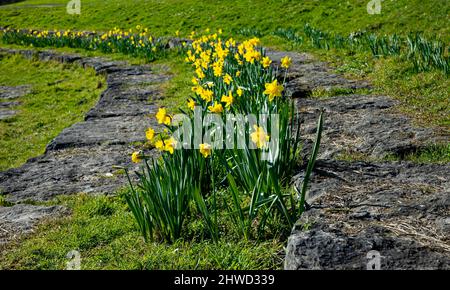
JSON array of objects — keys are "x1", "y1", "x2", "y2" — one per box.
[{"x1": 282, "y1": 51, "x2": 449, "y2": 269}]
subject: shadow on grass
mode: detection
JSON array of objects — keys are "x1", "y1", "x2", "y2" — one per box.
[{"x1": 0, "y1": 0, "x2": 25, "y2": 6}]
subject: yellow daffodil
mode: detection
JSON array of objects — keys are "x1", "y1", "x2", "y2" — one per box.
[
  {"x1": 131, "y1": 151, "x2": 142, "y2": 163},
  {"x1": 187, "y1": 98, "x2": 196, "y2": 110},
  {"x1": 223, "y1": 73, "x2": 232, "y2": 85},
  {"x1": 263, "y1": 80, "x2": 284, "y2": 101},
  {"x1": 243, "y1": 48, "x2": 261, "y2": 64},
  {"x1": 281, "y1": 56, "x2": 292, "y2": 69},
  {"x1": 221, "y1": 91, "x2": 234, "y2": 108},
  {"x1": 236, "y1": 87, "x2": 243, "y2": 97},
  {"x1": 146, "y1": 127, "x2": 155, "y2": 141},
  {"x1": 156, "y1": 107, "x2": 171, "y2": 125},
  {"x1": 208, "y1": 103, "x2": 224, "y2": 113},
  {"x1": 199, "y1": 143, "x2": 212, "y2": 158},
  {"x1": 196, "y1": 67, "x2": 205, "y2": 79},
  {"x1": 262, "y1": 56, "x2": 272, "y2": 68},
  {"x1": 199, "y1": 88, "x2": 214, "y2": 102},
  {"x1": 250, "y1": 125, "x2": 270, "y2": 149},
  {"x1": 213, "y1": 61, "x2": 223, "y2": 77},
  {"x1": 235, "y1": 71, "x2": 241, "y2": 77},
  {"x1": 155, "y1": 140, "x2": 164, "y2": 150},
  {"x1": 164, "y1": 137, "x2": 177, "y2": 154}
]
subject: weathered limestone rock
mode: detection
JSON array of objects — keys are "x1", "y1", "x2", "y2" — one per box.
[
  {"x1": 297, "y1": 94, "x2": 445, "y2": 159},
  {"x1": 0, "y1": 84, "x2": 29, "y2": 120},
  {"x1": 287, "y1": 160, "x2": 450, "y2": 269},
  {"x1": 0, "y1": 85, "x2": 31, "y2": 100},
  {"x1": 0, "y1": 204, "x2": 69, "y2": 246}
]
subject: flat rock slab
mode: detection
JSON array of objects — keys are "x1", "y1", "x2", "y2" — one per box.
[
  {"x1": 266, "y1": 50, "x2": 371, "y2": 97},
  {"x1": 297, "y1": 94, "x2": 445, "y2": 159},
  {"x1": 0, "y1": 101, "x2": 21, "y2": 120},
  {"x1": 45, "y1": 115, "x2": 155, "y2": 150},
  {"x1": 0, "y1": 109, "x2": 17, "y2": 120},
  {"x1": 0, "y1": 85, "x2": 31, "y2": 100},
  {"x1": 0, "y1": 101, "x2": 21, "y2": 108},
  {"x1": 1, "y1": 145, "x2": 145, "y2": 203},
  {"x1": 287, "y1": 160, "x2": 450, "y2": 269},
  {"x1": 0, "y1": 204, "x2": 68, "y2": 246}
]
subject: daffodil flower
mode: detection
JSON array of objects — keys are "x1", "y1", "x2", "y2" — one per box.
[
  {"x1": 263, "y1": 80, "x2": 284, "y2": 102},
  {"x1": 131, "y1": 151, "x2": 142, "y2": 163},
  {"x1": 146, "y1": 127, "x2": 155, "y2": 141},
  {"x1": 281, "y1": 56, "x2": 292, "y2": 69},
  {"x1": 221, "y1": 91, "x2": 234, "y2": 109},
  {"x1": 208, "y1": 103, "x2": 224, "y2": 113},
  {"x1": 187, "y1": 98, "x2": 196, "y2": 110},
  {"x1": 156, "y1": 107, "x2": 171, "y2": 125},
  {"x1": 199, "y1": 143, "x2": 212, "y2": 158},
  {"x1": 250, "y1": 125, "x2": 270, "y2": 149}
]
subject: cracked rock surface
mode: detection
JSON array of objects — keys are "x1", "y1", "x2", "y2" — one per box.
[
  {"x1": 284, "y1": 51, "x2": 449, "y2": 269},
  {"x1": 0, "y1": 204, "x2": 69, "y2": 246},
  {"x1": 297, "y1": 94, "x2": 445, "y2": 159}
]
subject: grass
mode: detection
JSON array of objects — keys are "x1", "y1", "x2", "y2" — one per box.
[
  {"x1": 337, "y1": 143, "x2": 450, "y2": 164},
  {"x1": 0, "y1": 53, "x2": 104, "y2": 171},
  {"x1": 385, "y1": 143, "x2": 450, "y2": 164},
  {"x1": 0, "y1": 0, "x2": 447, "y2": 39},
  {"x1": 370, "y1": 57, "x2": 450, "y2": 129},
  {"x1": 0, "y1": 193, "x2": 284, "y2": 270},
  {"x1": 1, "y1": 1, "x2": 447, "y2": 129},
  {"x1": 153, "y1": 52, "x2": 192, "y2": 112}
]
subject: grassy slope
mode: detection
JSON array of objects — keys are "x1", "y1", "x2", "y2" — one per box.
[
  {"x1": 0, "y1": 0, "x2": 448, "y2": 38},
  {"x1": 0, "y1": 0, "x2": 448, "y2": 129},
  {"x1": 0, "y1": 53, "x2": 104, "y2": 171}
]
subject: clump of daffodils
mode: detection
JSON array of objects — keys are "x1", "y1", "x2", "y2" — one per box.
[
  {"x1": 1, "y1": 25, "x2": 163, "y2": 61},
  {"x1": 131, "y1": 29, "x2": 293, "y2": 162}
]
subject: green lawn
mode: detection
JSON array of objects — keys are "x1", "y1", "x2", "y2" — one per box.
[
  {"x1": 1, "y1": 0, "x2": 448, "y2": 129},
  {"x1": 0, "y1": 193, "x2": 284, "y2": 270},
  {"x1": 0, "y1": 0, "x2": 448, "y2": 39},
  {"x1": 0, "y1": 53, "x2": 104, "y2": 171}
]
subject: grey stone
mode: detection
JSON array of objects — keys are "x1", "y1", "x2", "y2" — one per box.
[
  {"x1": 0, "y1": 85, "x2": 31, "y2": 100},
  {"x1": 297, "y1": 94, "x2": 445, "y2": 159},
  {"x1": 287, "y1": 160, "x2": 450, "y2": 269},
  {"x1": 266, "y1": 50, "x2": 372, "y2": 97},
  {"x1": 45, "y1": 115, "x2": 156, "y2": 150},
  {"x1": 0, "y1": 101, "x2": 20, "y2": 108},
  {"x1": 0, "y1": 109, "x2": 17, "y2": 120},
  {"x1": 0, "y1": 145, "x2": 151, "y2": 203},
  {"x1": 0, "y1": 204, "x2": 68, "y2": 246}
]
